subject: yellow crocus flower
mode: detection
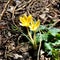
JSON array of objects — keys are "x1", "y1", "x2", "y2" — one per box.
[
  {"x1": 19, "y1": 14, "x2": 32, "y2": 27},
  {"x1": 29, "y1": 20, "x2": 40, "y2": 31}
]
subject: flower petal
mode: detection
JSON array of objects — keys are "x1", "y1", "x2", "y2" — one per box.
[
  {"x1": 27, "y1": 15, "x2": 32, "y2": 23},
  {"x1": 29, "y1": 20, "x2": 40, "y2": 31},
  {"x1": 19, "y1": 17, "x2": 26, "y2": 23},
  {"x1": 35, "y1": 20, "x2": 40, "y2": 28}
]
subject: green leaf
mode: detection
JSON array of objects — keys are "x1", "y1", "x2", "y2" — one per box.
[
  {"x1": 40, "y1": 25, "x2": 47, "y2": 30},
  {"x1": 56, "y1": 34, "x2": 60, "y2": 40},
  {"x1": 36, "y1": 33, "x2": 48, "y2": 43},
  {"x1": 44, "y1": 42, "x2": 52, "y2": 51},
  {"x1": 36, "y1": 33, "x2": 41, "y2": 43},
  {"x1": 37, "y1": 25, "x2": 47, "y2": 31},
  {"x1": 48, "y1": 28, "x2": 60, "y2": 36},
  {"x1": 52, "y1": 49, "x2": 60, "y2": 60},
  {"x1": 52, "y1": 40, "x2": 60, "y2": 46},
  {"x1": 47, "y1": 51, "x2": 52, "y2": 56},
  {"x1": 42, "y1": 33, "x2": 48, "y2": 41}
]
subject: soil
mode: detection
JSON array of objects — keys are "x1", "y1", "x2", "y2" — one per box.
[{"x1": 0, "y1": 0, "x2": 60, "y2": 60}]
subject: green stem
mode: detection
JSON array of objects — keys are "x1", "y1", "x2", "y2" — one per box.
[
  {"x1": 33, "y1": 31, "x2": 37, "y2": 49},
  {"x1": 27, "y1": 28, "x2": 37, "y2": 49},
  {"x1": 34, "y1": 32, "x2": 36, "y2": 41},
  {"x1": 27, "y1": 28, "x2": 34, "y2": 45}
]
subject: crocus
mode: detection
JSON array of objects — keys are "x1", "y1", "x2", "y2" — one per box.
[
  {"x1": 29, "y1": 20, "x2": 40, "y2": 31},
  {"x1": 19, "y1": 14, "x2": 32, "y2": 27}
]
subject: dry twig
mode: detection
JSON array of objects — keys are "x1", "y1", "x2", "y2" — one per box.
[
  {"x1": 0, "y1": 0, "x2": 11, "y2": 20},
  {"x1": 49, "y1": 19, "x2": 60, "y2": 29},
  {"x1": 15, "y1": 0, "x2": 32, "y2": 11}
]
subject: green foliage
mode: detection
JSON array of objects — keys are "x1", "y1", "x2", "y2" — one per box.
[
  {"x1": 40, "y1": 25, "x2": 47, "y2": 30},
  {"x1": 48, "y1": 28, "x2": 60, "y2": 36},
  {"x1": 41, "y1": 33, "x2": 48, "y2": 41},
  {"x1": 52, "y1": 49, "x2": 60, "y2": 60},
  {"x1": 52, "y1": 40, "x2": 60, "y2": 47},
  {"x1": 56, "y1": 34, "x2": 60, "y2": 39},
  {"x1": 44, "y1": 42, "x2": 52, "y2": 51},
  {"x1": 37, "y1": 25, "x2": 60, "y2": 57},
  {"x1": 26, "y1": 25, "x2": 60, "y2": 56},
  {"x1": 36, "y1": 33, "x2": 41, "y2": 43}
]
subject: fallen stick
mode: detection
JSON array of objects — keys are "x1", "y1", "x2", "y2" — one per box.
[{"x1": 0, "y1": 0, "x2": 11, "y2": 20}]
